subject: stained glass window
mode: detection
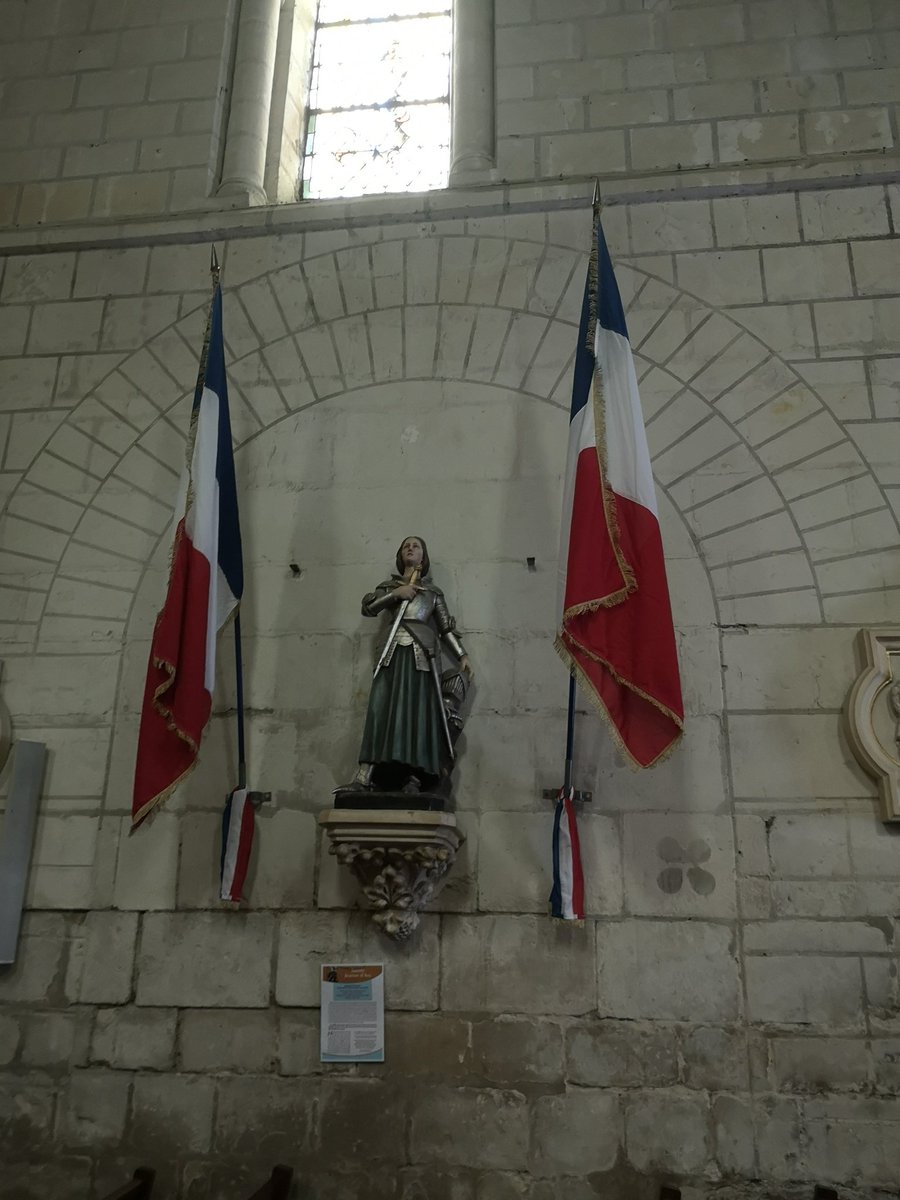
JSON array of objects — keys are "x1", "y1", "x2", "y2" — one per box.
[{"x1": 302, "y1": 2, "x2": 451, "y2": 200}]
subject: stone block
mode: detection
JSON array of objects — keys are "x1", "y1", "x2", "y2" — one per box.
[
  {"x1": 213, "y1": 1075, "x2": 316, "y2": 1161},
  {"x1": 130, "y1": 1074, "x2": 215, "y2": 1155},
  {"x1": 729, "y1": 715, "x2": 869, "y2": 800},
  {"x1": 539, "y1": 130, "x2": 626, "y2": 177},
  {"x1": 589, "y1": 91, "x2": 669, "y2": 128},
  {"x1": 597, "y1": 921, "x2": 740, "y2": 1022},
  {"x1": 735, "y1": 814, "x2": 769, "y2": 878},
  {"x1": 0, "y1": 1013, "x2": 20, "y2": 1065},
  {"x1": 872, "y1": 1039, "x2": 900, "y2": 1090},
  {"x1": 21, "y1": 1010, "x2": 91, "y2": 1069},
  {"x1": 101, "y1": 295, "x2": 180, "y2": 351},
  {"x1": 630, "y1": 200, "x2": 714, "y2": 254},
  {"x1": 240, "y1": 808, "x2": 317, "y2": 910},
  {"x1": 66, "y1": 911, "x2": 138, "y2": 1004},
  {"x1": 681, "y1": 1026, "x2": 748, "y2": 1090},
  {"x1": 441, "y1": 915, "x2": 595, "y2": 1015},
  {"x1": 565, "y1": 1020, "x2": 677, "y2": 1087},
  {"x1": 136, "y1": 913, "x2": 274, "y2": 1008},
  {"x1": 92, "y1": 1006, "x2": 176, "y2": 1070},
  {"x1": 114, "y1": 811, "x2": 178, "y2": 910},
  {"x1": 713, "y1": 1093, "x2": 756, "y2": 1176},
  {"x1": 791, "y1": 357, "x2": 870, "y2": 420},
  {"x1": 751, "y1": 1095, "x2": 803, "y2": 1179},
  {"x1": 718, "y1": 115, "x2": 801, "y2": 164},
  {"x1": 276, "y1": 912, "x2": 439, "y2": 1010},
  {"x1": 847, "y1": 813, "x2": 900, "y2": 878},
  {"x1": 2, "y1": 253, "x2": 75, "y2": 303},
  {"x1": 278, "y1": 1010, "x2": 319, "y2": 1076},
  {"x1": 622, "y1": 814, "x2": 737, "y2": 919},
  {"x1": 870, "y1": 356, "x2": 900, "y2": 419},
  {"x1": 767, "y1": 813, "x2": 851, "y2": 879},
  {"x1": 745, "y1": 955, "x2": 864, "y2": 1027},
  {"x1": 772, "y1": 1036, "x2": 869, "y2": 1091},
  {"x1": 713, "y1": 194, "x2": 799, "y2": 247},
  {"x1": 631, "y1": 123, "x2": 714, "y2": 172},
  {"x1": 722, "y1": 627, "x2": 857, "y2": 710},
  {"x1": 674, "y1": 81, "x2": 755, "y2": 121},
  {"x1": 532, "y1": 1089, "x2": 622, "y2": 1175},
  {"x1": 847, "y1": 63, "x2": 900, "y2": 103},
  {"x1": 666, "y1": 2, "x2": 743, "y2": 45},
  {"x1": 63, "y1": 140, "x2": 138, "y2": 178},
  {"x1": 18, "y1": 180, "x2": 94, "y2": 226},
  {"x1": 801, "y1": 185, "x2": 890, "y2": 240},
  {"x1": 74, "y1": 248, "x2": 149, "y2": 299},
  {"x1": 384, "y1": 1013, "x2": 472, "y2": 1080},
  {"x1": 471, "y1": 1016, "x2": 563, "y2": 1086},
  {"x1": 804, "y1": 107, "x2": 893, "y2": 155},
  {"x1": 58, "y1": 1070, "x2": 131, "y2": 1147},
  {"x1": 801, "y1": 1096, "x2": 899, "y2": 1185},
  {"x1": 625, "y1": 1091, "x2": 711, "y2": 1175},
  {"x1": 92, "y1": 172, "x2": 171, "y2": 219},
  {"x1": 852, "y1": 238, "x2": 900, "y2": 297},
  {"x1": 763, "y1": 244, "x2": 853, "y2": 302},
  {"x1": 675, "y1": 249, "x2": 763, "y2": 305},
  {"x1": 410, "y1": 1087, "x2": 528, "y2": 1170},
  {"x1": 496, "y1": 22, "x2": 578, "y2": 66},
  {"x1": 179, "y1": 1010, "x2": 277, "y2": 1074},
  {"x1": 0, "y1": 1076, "x2": 56, "y2": 1155},
  {"x1": 320, "y1": 1079, "x2": 409, "y2": 1164},
  {"x1": 815, "y1": 296, "x2": 900, "y2": 356},
  {"x1": 28, "y1": 301, "x2": 103, "y2": 355},
  {"x1": 0, "y1": 913, "x2": 68, "y2": 1004},
  {"x1": 760, "y1": 71, "x2": 841, "y2": 112}
]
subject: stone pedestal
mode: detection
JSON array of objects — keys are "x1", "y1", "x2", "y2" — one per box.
[{"x1": 319, "y1": 808, "x2": 465, "y2": 942}]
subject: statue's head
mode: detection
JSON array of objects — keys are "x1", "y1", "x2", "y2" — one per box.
[{"x1": 396, "y1": 535, "x2": 430, "y2": 576}]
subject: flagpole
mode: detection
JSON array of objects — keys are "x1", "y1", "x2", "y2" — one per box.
[
  {"x1": 234, "y1": 612, "x2": 247, "y2": 790},
  {"x1": 561, "y1": 179, "x2": 600, "y2": 796},
  {"x1": 205, "y1": 243, "x2": 248, "y2": 794},
  {"x1": 563, "y1": 669, "x2": 576, "y2": 791}
]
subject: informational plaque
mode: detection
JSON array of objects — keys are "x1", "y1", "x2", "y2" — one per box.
[{"x1": 320, "y1": 963, "x2": 384, "y2": 1063}]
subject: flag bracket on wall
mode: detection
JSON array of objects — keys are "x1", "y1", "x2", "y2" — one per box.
[{"x1": 542, "y1": 787, "x2": 592, "y2": 803}]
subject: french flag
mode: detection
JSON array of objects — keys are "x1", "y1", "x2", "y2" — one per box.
[
  {"x1": 550, "y1": 787, "x2": 584, "y2": 920},
  {"x1": 132, "y1": 284, "x2": 244, "y2": 826},
  {"x1": 220, "y1": 787, "x2": 255, "y2": 902},
  {"x1": 556, "y1": 218, "x2": 683, "y2": 769}
]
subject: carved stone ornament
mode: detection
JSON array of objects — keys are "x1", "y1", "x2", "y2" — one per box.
[
  {"x1": 845, "y1": 627, "x2": 900, "y2": 822},
  {"x1": 318, "y1": 809, "x2": 464, "y2": 941}
]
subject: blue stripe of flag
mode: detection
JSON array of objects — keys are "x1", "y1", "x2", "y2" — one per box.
[
  {"x1": 202, "y1": 285, "x2": 243, "y2": 602},
  {"x1": 569, "y1": 220, "x2": 630, "y2": 423}
]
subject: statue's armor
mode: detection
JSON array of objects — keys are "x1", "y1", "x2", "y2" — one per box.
[{"x1": 362, "y1": 576, "x2": 466, "y2": 672}]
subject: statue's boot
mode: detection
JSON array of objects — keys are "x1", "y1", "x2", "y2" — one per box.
[{"x1": 334, "y1": 762, "x2": 375, "y2": 793}]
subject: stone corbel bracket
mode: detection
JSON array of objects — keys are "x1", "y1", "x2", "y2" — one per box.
[
  {"x1": 318, "y1": 809, "x2": 464, "y2": 942},
  {"x1": 846, "y1": 627, "x2": 900, "y2": 822}
]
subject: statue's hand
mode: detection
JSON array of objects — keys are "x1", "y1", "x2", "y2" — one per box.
[
  {"x1": 393, "y1": 583, "x2": 419, "y2": 601},
  {"x1": 460, "y1": 655, "x2": 475, "y2": 681}
]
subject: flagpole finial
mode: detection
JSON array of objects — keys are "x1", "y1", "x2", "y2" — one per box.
[
  {"x1": 592, "y1": 179, "x2": 601, "y2": 216},
  {"x1": 210, "y1": 244, "x2": 220, "y2": 287}
]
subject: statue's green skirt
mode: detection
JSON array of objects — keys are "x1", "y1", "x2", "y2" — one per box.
[{"x1": 359, "y1": 646, "x2": 443, "y2": 777}]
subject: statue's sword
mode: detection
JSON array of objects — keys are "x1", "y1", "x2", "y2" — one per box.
[{"x1": 372, "y1": 566, "x2": 420, "y2": 679}]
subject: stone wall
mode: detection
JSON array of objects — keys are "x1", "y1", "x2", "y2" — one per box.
[
  {"x1": 1, "y1": 0, "x2": 900, "y2": 1197},
  {"x1": 2, "y1": 0, "x2": 900, "y2": 227},
  {"x1": 1, "y1": 182, "x2": 898, "y2": 1198}
]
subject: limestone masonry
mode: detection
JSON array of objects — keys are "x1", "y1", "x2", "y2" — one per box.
[{"x1": 1, "y1": 0, "x2": 899, "y2": 1197}]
